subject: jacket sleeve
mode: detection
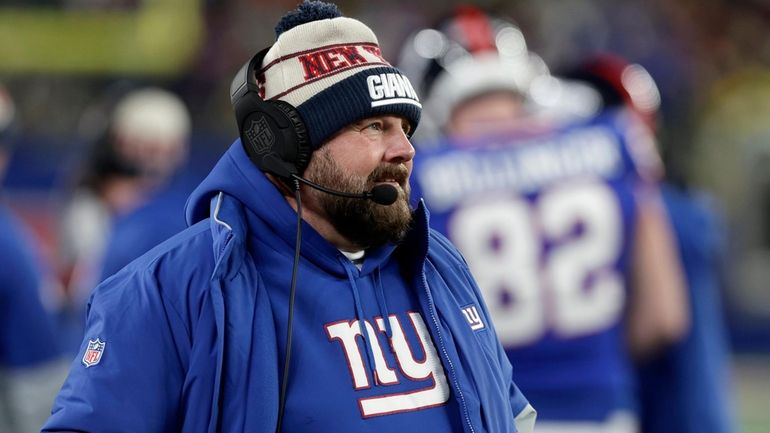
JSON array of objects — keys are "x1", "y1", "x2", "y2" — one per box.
[
  {"x1": 480, "y1": 274, "x2": 537, "y2": 433},
  {"x1": 478, "y1": 269, "x2": 537, "y2": 433},
  {"x1": 511, "y1": 382, "x2": 536, "y2": 433},
  {"x1": 42, "y1": 268, "x2": 188, "y2": 433},
  {"x1": 430, "y1": 230, "x2": 537, "y2": 432}
]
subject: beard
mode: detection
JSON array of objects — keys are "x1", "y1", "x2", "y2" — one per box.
[{"x1": 303, "y1": 150, "x2": 414, "y2": 248}]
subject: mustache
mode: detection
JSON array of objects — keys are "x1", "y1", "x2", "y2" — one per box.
[{"x1": 367, "y1": 164, "x2": 409, "y2": 186}]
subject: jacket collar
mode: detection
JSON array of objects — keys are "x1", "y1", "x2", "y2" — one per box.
[{"x1": 186, "y1": 140, "x2": 431, "y2": 278}]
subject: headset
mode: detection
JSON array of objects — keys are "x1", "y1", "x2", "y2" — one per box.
[{"x1": 230, "y1": 47, "x2": 312, "y2": 183}]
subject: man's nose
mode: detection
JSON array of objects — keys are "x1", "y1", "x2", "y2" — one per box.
[{"x1": 383, "y1": 130, "x2": 415, "y2": 164}]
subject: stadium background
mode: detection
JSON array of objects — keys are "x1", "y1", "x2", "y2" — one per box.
[{"x1": 0, "y1": 0, "x2": 768, "y2": 431}]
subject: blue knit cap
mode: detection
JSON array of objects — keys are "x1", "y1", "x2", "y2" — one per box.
[{"x1": 259, "y1": 1, "x2": 422, "y2": 149}]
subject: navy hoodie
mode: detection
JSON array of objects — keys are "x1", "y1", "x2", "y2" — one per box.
[{"x1": 43, "y1": 141, "x2": 535, "y2": 433}]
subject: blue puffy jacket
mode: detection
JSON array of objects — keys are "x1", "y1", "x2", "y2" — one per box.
[{"x1": 43, "y1": 141, "x2": 534, "y2": 433}]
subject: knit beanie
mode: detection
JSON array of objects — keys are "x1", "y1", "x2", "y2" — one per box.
[{"x1": 260, "y1": 1, "x2": 422, "y2": 149}]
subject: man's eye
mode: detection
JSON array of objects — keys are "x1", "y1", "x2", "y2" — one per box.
[
  {"x1": 402, "y1": 122, "x2": 411, "y2": 135},
  {"x1": 366, "y1": 122, "x2": 383, "y2": 131}
]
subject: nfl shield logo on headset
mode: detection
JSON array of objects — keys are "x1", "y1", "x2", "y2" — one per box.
[
  {"x1": 82, "y1": 338, "x2": 106, "y2": 367},
  {"x1": 245, "y1": 115, "x2": 275, "y2": 155}
]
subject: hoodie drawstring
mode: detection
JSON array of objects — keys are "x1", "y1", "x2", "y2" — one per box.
[
  {"x1": 374, "y1": 267, "x2": 393, "y2": 339},
  {"x1": 341, "y1": 258, "x2": 379, "y2": 385}
]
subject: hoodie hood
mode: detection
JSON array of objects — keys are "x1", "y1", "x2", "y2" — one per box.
[
  {"x1": 186, "y1": 139, "x2": 290, "y2": 228},
  {"x1": 185, "y1": 140, "x2": 415, "y2": 277}
]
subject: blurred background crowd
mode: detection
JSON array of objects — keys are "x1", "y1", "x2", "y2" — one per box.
[{"x1": 0, "y1": 0, "x2": 768, "y2": 432}]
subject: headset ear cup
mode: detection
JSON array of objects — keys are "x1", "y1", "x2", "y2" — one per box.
[
  {"x1": 231, "y1": 47, "x2": 312, "y2": 181},
  {"x1": 271, "y1": 100, "x2": 311, "y2": 175}
]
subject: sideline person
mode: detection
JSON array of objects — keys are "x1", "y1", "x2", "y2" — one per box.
[{"x1": 43, "y1": 2, "x2": 536, "y2": 432}]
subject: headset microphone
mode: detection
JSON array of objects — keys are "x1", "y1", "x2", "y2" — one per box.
[
  {"x1": 367, "y1": 184, "x2": 399, "y2": 205},
  {"x1": 293, "y1": 175, "x2": 399, "y2": 206}
]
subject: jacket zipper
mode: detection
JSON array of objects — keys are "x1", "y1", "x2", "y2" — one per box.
[{"x1": 419, "y1": 271, "x2": 476, "y2": 433}]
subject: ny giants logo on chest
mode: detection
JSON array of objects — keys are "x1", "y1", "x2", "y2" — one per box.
[{"x1": 325, "y1": 312, "x2": 450, "y2": 418}]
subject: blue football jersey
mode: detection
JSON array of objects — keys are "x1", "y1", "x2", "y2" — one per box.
[{"x1": 411, "y1": 108, "x2": 661, "y2": 422}]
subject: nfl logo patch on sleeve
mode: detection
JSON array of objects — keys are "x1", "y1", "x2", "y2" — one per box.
[{"x1": 82, "y1": 338, "x2": 106, "y2": 367}]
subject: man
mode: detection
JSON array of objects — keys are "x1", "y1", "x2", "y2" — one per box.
[
  {"x1": 0, "y1": 82, "x2": 69, "y2": 433},
  {"x1": 43, "y1": 2, "x2": 535, "y2": 432},
  {"x1": 400, "y1": 6, "x2": 689, "y2": 432},
  {"x1": 56, "y1": 86, "x2": 192, "y2": 353},
  {"x1": 59, "y1": 86, "x2": 192, "y2": 294}
]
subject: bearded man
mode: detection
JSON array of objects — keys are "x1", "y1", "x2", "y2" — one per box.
[{"x1": 42, "y1": 2, "x2": 535, "y2": 432}]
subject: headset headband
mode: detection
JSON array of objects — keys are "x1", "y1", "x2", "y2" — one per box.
[{"x1": 231, "y1": 47, "x2": 269, "y2": 107}]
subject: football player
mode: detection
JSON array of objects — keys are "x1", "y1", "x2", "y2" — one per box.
[
  {"x1": 400, "y1": 6, "x2": 689, "y2": 432},
  {"x1": 565, "y1": 53, "x2": 738, "y2": 433}
]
